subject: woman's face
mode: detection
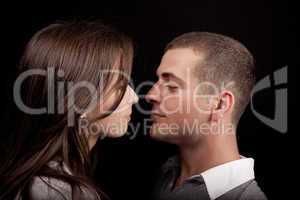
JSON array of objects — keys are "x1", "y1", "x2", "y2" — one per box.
[
  {"x1": 82, "y1": 80, "x2": 139, "y2": 138},
  {"x1": 98, "y1": 84, "x2": 139, "y2": 138}
]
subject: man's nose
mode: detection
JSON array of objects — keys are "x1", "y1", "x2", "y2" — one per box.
[{"x1": 145, "y1": 84, "x2": 161, "y2": 104}]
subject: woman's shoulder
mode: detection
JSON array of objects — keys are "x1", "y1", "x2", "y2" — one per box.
[
  {"x1": 30, "y1": 175, "x2": 100, "y2": 200},
  {"x1": 29, "y1": 160, "x2": 99, "y2": 200},
  {"x1": 30, "y1": 159, "x2": 71, "y2": 199},
  {"x1": 30, "y1": 175, "x2": 72, "y2": 200}
]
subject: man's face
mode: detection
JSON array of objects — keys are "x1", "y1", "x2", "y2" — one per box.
[{"x1": 146, "y1": 48, "x2": 214, "y2": 145}]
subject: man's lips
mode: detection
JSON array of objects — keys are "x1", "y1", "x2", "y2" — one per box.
[
  {"x1": 150, "y1": 111, "x2": 166, "y2": 122},
  {"x1": 150, "y1": 111, "x2": 166, "y2": 117}
]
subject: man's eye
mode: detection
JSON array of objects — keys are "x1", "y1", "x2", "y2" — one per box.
[
  {"x1": 165, "y1": 84, "x2": 178, "y2": 90},
  {"x1": 167, "y1": 85, "x2": 177, "y2": 88}
]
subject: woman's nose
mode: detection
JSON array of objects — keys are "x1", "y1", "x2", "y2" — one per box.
[{"x1": 128, "y1": 86, "x2": 139, "y2": 104}]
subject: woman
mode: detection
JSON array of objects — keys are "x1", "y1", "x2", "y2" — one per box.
[{"x1": 0, "y1": 20, "x2": 138, "y2": 200}]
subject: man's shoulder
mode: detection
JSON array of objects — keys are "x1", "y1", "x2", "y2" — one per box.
[
  {"x1": 217, "y1": 180, "x2": 267, "y2": 200},
  {"x1": 239, "y1": 180, "x2": 267, "y2": 200}
]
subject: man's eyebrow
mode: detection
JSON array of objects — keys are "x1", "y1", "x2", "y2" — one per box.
[{"x1": 160, "y1": 72, "x2": 185, "y2": 85}]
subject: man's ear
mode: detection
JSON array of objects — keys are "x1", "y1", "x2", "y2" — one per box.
[
  {"x1": 221, "y1": 91, "x2": 234, "y2": 113},
  {"x1": 210, "y1": 91, "x2": 234, "y2": 122}
]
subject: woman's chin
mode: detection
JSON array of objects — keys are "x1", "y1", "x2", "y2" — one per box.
[
  {"x1": 107, "y1": 132, "x2": 127, "y2": 138},
  {"x1": 107, "y1": 127, "x2": 128, "y2": 138}
]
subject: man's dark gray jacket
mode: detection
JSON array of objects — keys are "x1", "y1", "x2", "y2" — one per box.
[{"x1": 153, "y1": 156, "x2": 267, "y2": 200}]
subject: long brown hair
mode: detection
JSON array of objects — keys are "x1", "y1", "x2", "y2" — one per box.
[{"x1": 0, "y1": 20, "x2": 133, "y2": 199}]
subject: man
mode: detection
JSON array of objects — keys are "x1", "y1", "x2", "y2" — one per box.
[{"x1": 145, "y1": 32, "x2": 267, "y2": 200}]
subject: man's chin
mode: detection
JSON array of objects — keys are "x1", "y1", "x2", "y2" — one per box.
[
  {"x1": 149, "y1": 127, "x2": 160, "y2": 139},
  {"x1": 149, "y1": 125, "x2": 179, "y2": 143}
]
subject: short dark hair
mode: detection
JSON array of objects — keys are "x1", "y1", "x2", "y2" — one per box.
[{"x1": 165, "y1": 32, "x2": 256, "y2": 124}]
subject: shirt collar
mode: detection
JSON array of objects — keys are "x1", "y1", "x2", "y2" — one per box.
[
  {"x1": 199, "y1": 157, "x2": 255, "y2": 199},
  {"x1": 163, "y1": 156, "x2": 255, "y2": 199}
]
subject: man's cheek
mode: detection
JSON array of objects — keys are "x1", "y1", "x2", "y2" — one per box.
[{"x1": 161, "y1": 98, "x2": 181, "y2": 114}]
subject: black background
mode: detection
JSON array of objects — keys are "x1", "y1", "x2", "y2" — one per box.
[{"x1": 0, "y1": 0, "x2": 291, "y2": 199}]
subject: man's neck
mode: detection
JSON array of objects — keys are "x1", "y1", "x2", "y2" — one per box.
[{"x1": 175, "y1": 133, "x2": 240, "y2": 187}]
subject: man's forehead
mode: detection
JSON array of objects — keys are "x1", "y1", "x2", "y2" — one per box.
[{"x1": 156, "y1": 48, "x2": 204, "y2": 76}]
